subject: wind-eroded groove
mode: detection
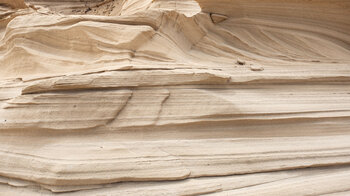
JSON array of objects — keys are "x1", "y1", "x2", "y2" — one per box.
[
  {"x1": 153, "y1": 88, "x2": 170, "y2": 125},
  {"x1": 103, "y1": 90, "x2": 134, "y2": 127}
]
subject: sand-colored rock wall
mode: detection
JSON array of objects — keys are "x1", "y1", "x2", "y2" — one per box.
[{"x1": 0, "y1": 0, "x2": 350, "y2": 195}]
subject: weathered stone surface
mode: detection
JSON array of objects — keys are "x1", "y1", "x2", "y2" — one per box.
[{"x1": 0, "y1": 0, "x2": 350, "y2": 195}]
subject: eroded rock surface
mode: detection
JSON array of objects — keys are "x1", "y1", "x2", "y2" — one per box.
[{"x1": 0, "y1": 0, "x2": 350, "y2": 195}]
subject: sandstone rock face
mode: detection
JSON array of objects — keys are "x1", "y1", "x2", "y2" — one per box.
[{"x1": 0, "y1": 0, "x2": 350, "y2": 195}]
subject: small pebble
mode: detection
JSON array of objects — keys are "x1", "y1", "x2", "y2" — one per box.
[
  {"x1": 250, "y1": 64, "x2": 264, "y2": 71},
  {"x1": 237, "y1": 58, "x2": 245, "y2": 65},
  {"x1": 210, "y1": 13, "x2": 228, "y2": 24}
]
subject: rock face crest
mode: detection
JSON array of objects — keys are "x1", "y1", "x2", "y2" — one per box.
[{"x1": 0, "y1": 0, "x2": 350, "y2": 195}]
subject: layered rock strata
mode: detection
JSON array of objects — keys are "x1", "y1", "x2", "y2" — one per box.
[{"x1": 0, "y1": 0, "x2": 350, "y2": 195}]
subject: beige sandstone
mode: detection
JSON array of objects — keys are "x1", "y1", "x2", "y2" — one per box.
[{"x1": 0, "y1": 0, "x2": 350, "y2": 195}]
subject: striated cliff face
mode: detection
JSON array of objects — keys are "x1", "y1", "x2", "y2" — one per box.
[{"x1": 0, "y1": 0, "x2": 350, "y2": 195}]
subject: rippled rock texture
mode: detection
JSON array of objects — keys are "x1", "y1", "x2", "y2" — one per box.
[{"x1": 0, "y1": 0, "x2": 350, "y2": 195}]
